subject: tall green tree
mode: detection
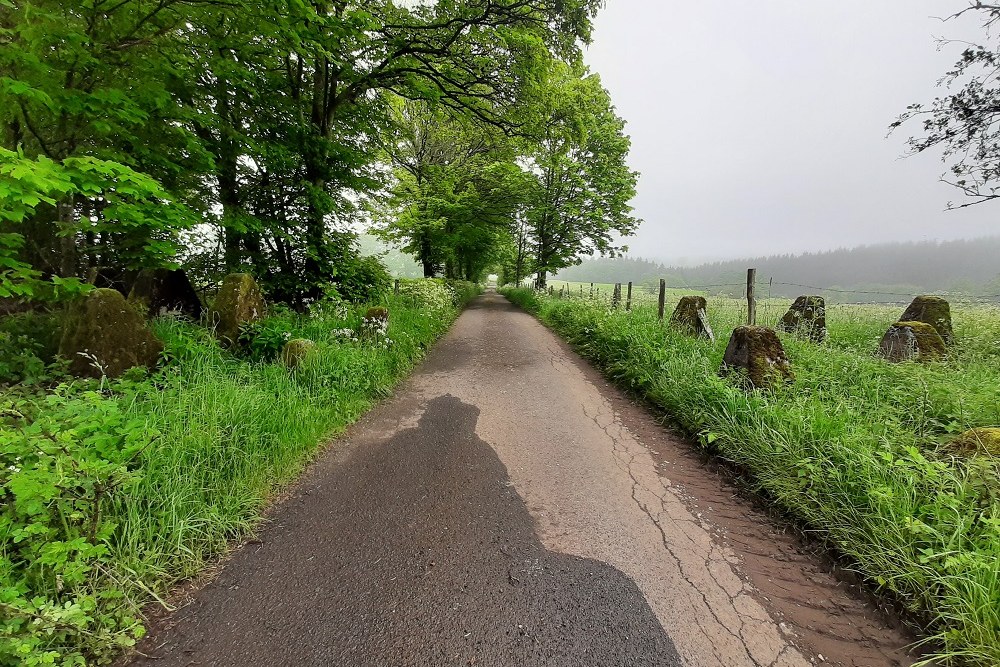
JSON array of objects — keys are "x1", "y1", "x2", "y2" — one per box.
[
  {"x1": 264, "y1": 0, "x2": 602, "y2": 295},
  {"x1": 496, "y1": 214, "x2": 534, "y2": 286},
  {"x1": 376, "y1": 100, "x2": 530, "y2": 281},
  {"x1": 0, "y1": 0, "x2": 206, "y2": 296},
  {"x1": 1, "y1": 0, "x2": 608, "y2": 303},
  {"x1": 523, "y1": 63, "x2": 640, "y2": 288}
]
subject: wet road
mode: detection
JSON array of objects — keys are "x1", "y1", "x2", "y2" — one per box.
[{"x1": 127, "y1": 293, "x2": 912, "y2": 667}]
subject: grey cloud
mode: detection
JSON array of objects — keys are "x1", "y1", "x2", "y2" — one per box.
[{"x1": 584, "y1": 0, "x2": 995, "y2": 264}]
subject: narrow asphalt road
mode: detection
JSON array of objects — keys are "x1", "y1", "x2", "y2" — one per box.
[{"x1": 127, "y1": 293, "x2": 912, "y2": 667}]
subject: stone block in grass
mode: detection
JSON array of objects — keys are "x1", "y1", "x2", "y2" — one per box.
[
  {"x1": 362, "y1": 306, "x2": 389, "y2": 339},
  {"x1": 877, "y1": 321, "x2": 946, "y2": 362},
  {"x1": 128, "y1": 268, "x2": 203, "y2": 320},
  {"x1": 365, "y1": 306, "x2": 389, "y2": 322},
  {"x1": 670, "y1": 296, "x2": 715, "y2": 341},
  {"x1": 899, "y1": 295, "x2": 953, "y2": 345},
  {"x1": 59, "y1": 288, "x2": 163, "y2": 378},
  {"x1": 281, "y1": 338, "x2": 317, "y2": 369},
  {"x1": 209, "y1": 273, "x2": 266, "y2": 346},
  {"x1": 720, "y1": 326, "x2": 793, "y2": 389},
  {"x1": 948, "y1": 428, "x2": 1000, "y2": 457},
  {"x1": 778, "y1": 295, "x2": 827, "y2": 342}
]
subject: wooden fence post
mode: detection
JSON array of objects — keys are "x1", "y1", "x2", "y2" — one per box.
[
  {"x1": 626, "y1": 281, "x2": 633, "y2": 311},
  {"x1": 612, "y1": 283, "x2": 621, "y2": 309},
  {"x1": 658, "y1": 279, "x2": 666, "y2": 321},
  {"x1": 394, "y1": 279, "x2": 400, "y2": 295},
  {"x1": 590, "y1": 282, "x2": 594, "y2": 298},
  {"x1": 747, "y1": 268, "x2": 757, "y2": 326}
]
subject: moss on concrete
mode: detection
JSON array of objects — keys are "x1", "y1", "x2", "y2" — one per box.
[
  {"x1": 208, "y1": 273, "x2": 266, "y2": 346},
  {"x1": 670, "y1": 296, "x2": 714, "y2": 340},
  {"x1": 365, "y1": 306, "x2": 389, "y2": 322},
  {"x1": 280, "y1": 338, "x2": 317, "y2": 369},
  {"x1": 949, "y1": 428, "x2": 1000, "y2": 457},
  {"x1": 877, "y1": 321, "x2": 946, "y2": 362},
  {"x1": 59, "y1": 288, "x2": 163, "y2": 378},
  {"x1": 778, "y1": 295, "x2": 827, "y2": 343},
  {"x1": 720, "y1": 325, "x2": 793, "y2": 389},
  {"x1": 900, "y1": 296, "x2": 953, "y2": 345}
]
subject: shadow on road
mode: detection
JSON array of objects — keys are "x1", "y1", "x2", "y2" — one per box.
[{"x1": 128, "y1": 394, "x2": 681, "y2": 667}]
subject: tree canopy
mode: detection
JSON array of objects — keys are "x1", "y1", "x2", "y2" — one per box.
[
  {"x1": 1, "y1": 0, "x2": 638, "y2": 304},
  {"x1": 521, "y1": 62, "x2": 640, "y2": 287}
]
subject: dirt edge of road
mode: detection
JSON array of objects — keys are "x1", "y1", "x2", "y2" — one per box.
[{"x1": 508, "y1": 294, "x2": 923, "y2": 667}]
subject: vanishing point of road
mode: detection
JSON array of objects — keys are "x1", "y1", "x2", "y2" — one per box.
[{"x1": 127, "y1": 293, "x2": 915, "y2": 667}]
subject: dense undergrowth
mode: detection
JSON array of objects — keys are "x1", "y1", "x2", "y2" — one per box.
[
  {"x1": 0, "y1": 279, "x2": 480, "y2": 666},
  {"x1": 503, "y1": 287, "x2": 1000, "y2": 667}
]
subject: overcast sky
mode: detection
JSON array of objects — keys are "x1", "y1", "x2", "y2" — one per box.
[{"x1": 583, "y1": 1, "x2": 996, "y2": 265}]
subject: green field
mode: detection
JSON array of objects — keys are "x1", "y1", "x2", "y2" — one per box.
[
  {"x1": 502, "y1": 286, "x2": 1000, "y2": 667},
  {"x1": 0, "y1": 280, "x2": 480, "y2": 665}
]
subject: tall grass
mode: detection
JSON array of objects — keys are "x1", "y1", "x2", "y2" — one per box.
[
  {"x1": 1, "y1": 281, "x2": 480, "y2": 665},
  {"x1": 503, "y1": 287, "x2": 1000, "y2": 666}
]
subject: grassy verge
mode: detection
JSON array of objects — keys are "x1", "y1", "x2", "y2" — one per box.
[
  {"x1": 502, "y1": 287, "x2": 1000, "y2": 666},
  {"x1": 1, "y1": 279, "x2": 480, "y2": 666}
]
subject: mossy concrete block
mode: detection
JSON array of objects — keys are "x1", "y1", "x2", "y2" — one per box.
[
  {"x1": 670, "y1": 296, "x2": 715, "y2": 341},
  {"x1": 365, "y1": 306, "x2": 389, "y2": 322},
  {"x1": 128, "y1": 268, "x2": 203, "y2": 321},
  {"x1": 877, "y1": 321, "x2": 946, "y2": 362},
  {"x1": 778, "y1": 295, "x2": 827, "y2": 342},
  {"x1": 209, "y1": 273, "x2": 266, "y2": 345},
  {"x1": 949, "y1": 428, "x2": 1000, "y2": 457},
  {"x1": 281, "y1": 338, "x2": 317, "y2": 369},
  {"x1": 720, "y1": 325, "x2": 793, "y2": 389},
  {"x1": 59, "y1": 288, "x2": 163, "y2": 378},
  {"x1": 899, "y1": 296, "x2": 953, "y2": 345}
]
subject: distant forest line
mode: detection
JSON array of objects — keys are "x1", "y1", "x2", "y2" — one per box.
[{"x1": 552, "y1": 237, "x2": 1000, "y2": 303}]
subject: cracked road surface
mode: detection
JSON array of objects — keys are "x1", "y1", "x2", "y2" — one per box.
[{"x1": 127, "y1": 293, "x2": 913, "y2": 667}]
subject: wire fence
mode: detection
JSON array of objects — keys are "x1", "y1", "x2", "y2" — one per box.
[
  {"x1": 514, "y1": 282, "x2": 1000, "y2": 350},
  {"x1": 537, "y1": 277, "x2": 1000, "y2": 307}
]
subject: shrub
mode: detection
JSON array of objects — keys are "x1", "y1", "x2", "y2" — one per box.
[
  {"x1": 445, "y1": 280, "x2": 481, "y2": 309},
  {"x1": 1, "y1": 388, "x2": 153, "y2": 663},
  {"x1": 397, "y1": 278, "x2": 482, "y2": 314},
  {"x1": 237, "y1": 314, "x2": 295, "y2": 362},
  {"x1": 0, "y1": 279, "x2": 479, "y2": 665},
  {"x1": 0, "y1": 312, "x2": 63, "y2": 385},
  {"x1": 332, "y1": 254, "x2": 392, "y2": 304},
  {"x1": 397, "y1": 279, "x2": 454, "y2": 313}
]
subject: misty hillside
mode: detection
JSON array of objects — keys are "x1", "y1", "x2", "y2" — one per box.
[
  {"x1": 357, "y1": 234, "x2": 424, "y2": 278},
  {"x1": 555, "y1": 237, "x2": 1000, "y2": 302},
  {"x1": 553, "y1": 256, "x2": 669, "y2": 285}
]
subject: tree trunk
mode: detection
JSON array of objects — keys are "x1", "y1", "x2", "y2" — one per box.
[
  {"x1": 57, "y1": 196, "x2": 77, "y2": 277},
  {"x1": 536, "y1": 269, "x2": 547, "y2": 289},
  {"x1": 301, "y1": 43, "x2": 338, "y2": 298},
  {"x1": 420, "y1": 231, "x2": 436, "y2": 277},
  {"x1": 214, "y1": 71, "x2": 245, "y2": 273},
  {"x1": 302, "y1": 167, "x2": 331, "y2": 297}
]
